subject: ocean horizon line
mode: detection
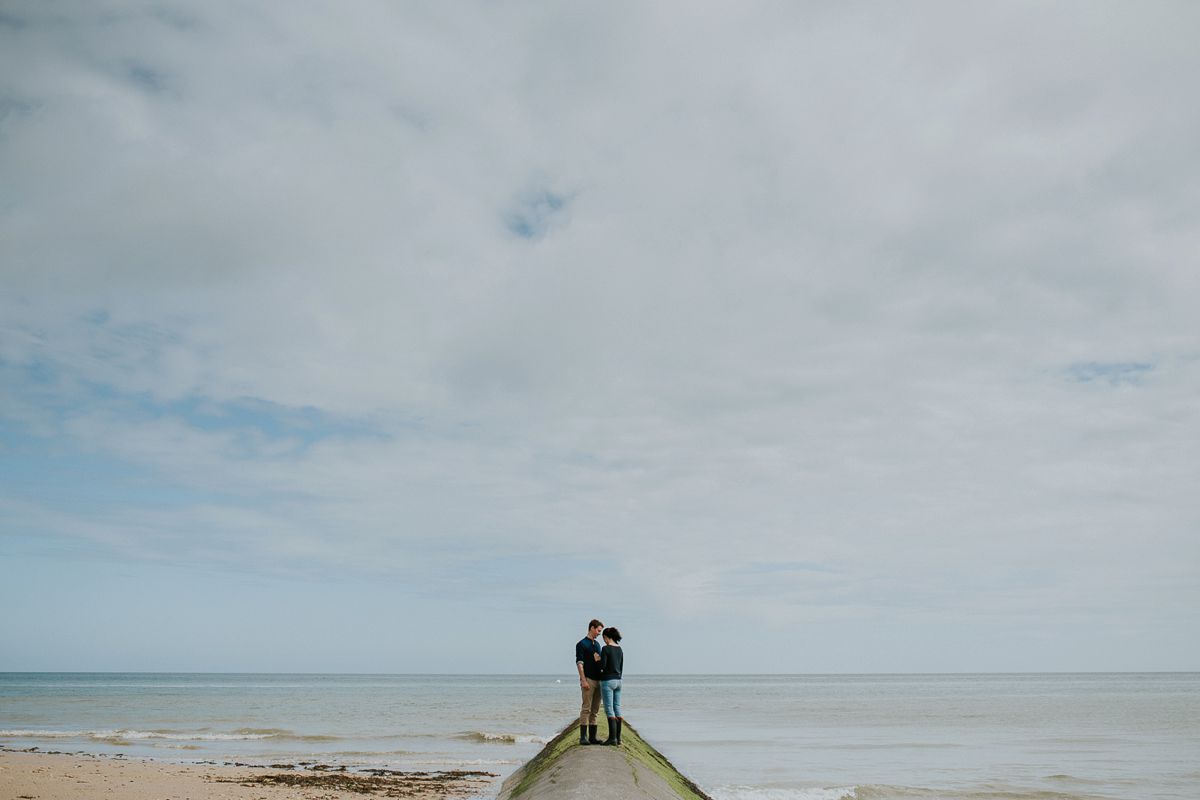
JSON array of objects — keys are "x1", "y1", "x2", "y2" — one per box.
[{"x1": 3, "y1": 670, "x2": 1197, "y2": 676}]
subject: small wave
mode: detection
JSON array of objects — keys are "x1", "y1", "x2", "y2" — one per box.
[
  {"x1": 848, "y1": 786, "x2": 1102, "y2": 800},
  {"x1": 1043, "y1": 776, "x2": 1105, "y2": 786},
  {"x1": 847, "y1": 788, "x2": 937, "y2": 800},
  {"x1": 128, "y1": 730, "x2": 277, "y2": 741},
  {"x1": 1, "y1": 730, "x2": 92, "y2": 738},
  {"x1": 713, "y1": 787, "x2": 857, "y2": 800},
  {"x1": 457, "y1": 731, "x2": 546, "y2": 745},
  {"x1": 414, "y1": 758, "x2": 523, "y2": 767},
  {"x1": 0, "y1": 728, "x2": 336, "y2": 743},
  {"x1": 151, "y1": 744, "x2": 204, "y2": 750},
  {"x1": 823, "y1": 743, "x2": 963, "y2": 751}
]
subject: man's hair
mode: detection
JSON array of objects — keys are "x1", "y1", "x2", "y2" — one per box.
[
  {"x1": 589, "y1": 619, "x2": 604, "y2": 630},
  {"x1": 602, "y1": 626, "x2": 622, "y2": 643}
]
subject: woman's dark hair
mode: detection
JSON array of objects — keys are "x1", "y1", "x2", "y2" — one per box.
[{"x1": 602, "y1": 626, "x2": 622, "y2": 643}]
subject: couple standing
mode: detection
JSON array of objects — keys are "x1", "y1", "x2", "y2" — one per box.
[{"x1": 575, "y1": 619, "x2": 624, "y2": 746}]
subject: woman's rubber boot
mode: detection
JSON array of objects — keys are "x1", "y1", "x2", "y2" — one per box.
[
  {"x1": 603, "y1": 717, "x2": 617, "y2": 745},
  {"x1": 614, "y1": 717, "x2": 622, "y2": 745},
  {"x1": 588, "y1": 724, "x2": 599, "y2": 744},
  {"x1": 579, "y1": 725, "x2": 590, "y2": 745}
]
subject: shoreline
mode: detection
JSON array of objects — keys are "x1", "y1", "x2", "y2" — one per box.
[{"x1": 0, "y1": 747, "x2": 500, "y2": 800}]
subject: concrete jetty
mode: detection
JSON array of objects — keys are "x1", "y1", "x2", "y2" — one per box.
[{"x1": 496, "y1": 719, "x2": 713, "y2": 800}]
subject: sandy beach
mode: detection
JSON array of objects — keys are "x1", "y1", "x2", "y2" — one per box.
[{"x1": 0, "y1": 749, "x2": 498, "y2": 800}]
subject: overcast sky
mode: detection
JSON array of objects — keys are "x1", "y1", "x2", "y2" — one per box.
[{"x1": 2, "y1": 1, "x2": 1197, "y2": 673}]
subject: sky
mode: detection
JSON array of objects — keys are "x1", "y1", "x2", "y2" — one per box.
[{"x1": 1, "y1": 1, "x2": 1198, "y2": 674}]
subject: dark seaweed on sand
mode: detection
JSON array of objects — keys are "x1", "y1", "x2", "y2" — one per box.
[{"x1": 212, "y1": 767, "x2": 496, "y2": 797}]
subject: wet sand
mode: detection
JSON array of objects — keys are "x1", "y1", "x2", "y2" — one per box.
[{"x1": 0, "y1": 749, "x2": 497, "y2": 800}]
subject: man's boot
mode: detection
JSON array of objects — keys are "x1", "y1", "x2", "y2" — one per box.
[
  {"x1": 588, "y1": 724, "x2": 599, "y2": 744},
  {"x1": 603, "y1": 717, "x2": 617, "y2": 745},
  {"x1": 579, "y1": 725, "x2": 590, "y2": 745}
]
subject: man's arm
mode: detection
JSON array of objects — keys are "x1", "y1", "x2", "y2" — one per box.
[{"x1": 575, "y1": 641, "x2": 588, "y2": 686}]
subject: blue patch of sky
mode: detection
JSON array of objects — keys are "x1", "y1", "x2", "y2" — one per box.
[
  {"x1": 126, "y1": 63, "x2": 167, "y2": 93},
  {"x1": 505, "y1": 190, "x2": 569, "y2": 239},
  {"x1": 0, "y1": 11, "x2": 27, "y2": 30},
  {"x1": 3, "y1": 356, "x2": 388, "y2": 454},
  {"x1": 20, "y1": 355, "x2": 58, "y2": 385},
  {"x1": 0, "y1": 354, "x2": 394, "y2": 559},
  {"x1": 1066, "y1": 361, "x2": 1153, "y2": 386},
  {"x1": 0, "y1": 417, "x2": 223, "y2": 516},
  {"x1": 0, "y1": 95, "x2": 40, "y2": 125},
  {"x1": 170, "y1": 396, "x2": 385, "y2": 449},
  {"x1": 149, "y1": 7, "x2": 203, "y2": 32}
]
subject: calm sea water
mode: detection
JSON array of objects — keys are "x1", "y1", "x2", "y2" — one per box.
[{"x1": 1, "y1": 673, "x2": 1197, "y2": 800}]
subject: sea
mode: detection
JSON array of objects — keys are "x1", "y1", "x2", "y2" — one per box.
[{"x1": 1, "y1": 673, "x2": 1197, "y2": 800}]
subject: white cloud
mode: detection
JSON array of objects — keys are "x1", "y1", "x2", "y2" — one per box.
[{"x1": 2, "y1": 1, "x2": 1198, "y2": 668}]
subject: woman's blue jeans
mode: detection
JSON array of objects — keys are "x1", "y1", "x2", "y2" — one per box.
[{"x1": 601, "y1": 678, "x2": 622, "y2": 718}]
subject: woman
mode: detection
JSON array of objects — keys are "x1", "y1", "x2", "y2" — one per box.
[{"x1": 598, "y1": 626, "x2": 624, "y2": 746}]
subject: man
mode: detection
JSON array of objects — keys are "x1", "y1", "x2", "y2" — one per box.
[{"x1": 575, "y1": 618, "x2": 604, "y2": 745}]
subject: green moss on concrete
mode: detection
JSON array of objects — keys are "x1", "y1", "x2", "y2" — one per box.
[
  {"x1": 507, "y1": 719, "x2": 713, "y2": 800},
  {"x1": 505, "y1": 721, "x2": 581, "y2": 799},
  {"x1": 613, "y1": 720, "x2": 714, "y2": 800}
]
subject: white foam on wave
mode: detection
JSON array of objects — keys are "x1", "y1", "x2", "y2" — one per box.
[
  {"x1": 125, "y1": 730, "x2": 277, "y2": 741},
  {"x1": 457, "y1": 731, "x2": 547, "y2": 745},
  {"x1": 415, "y1": 757, "x2": 523, "y2": 767},
  {"x1": 1, "y1": 729, "x2": 92, "y2": 738},
  {"x1": 711, "y1": 785, "x2": 858, "y2": 800},
  {"x1": 0, "y1": 729, "x2": 278, "y2": 741},
  {"x1": 151, "y1": 744, "x2": 203, "y2": 750}
]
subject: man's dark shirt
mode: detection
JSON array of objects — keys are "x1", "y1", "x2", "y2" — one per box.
[
  {"x1": 576, "y1": 636, "x2": 602, "y2": 680},
  {"x1": 599, "y1": 645, "x2": 623, "y2": 680}
]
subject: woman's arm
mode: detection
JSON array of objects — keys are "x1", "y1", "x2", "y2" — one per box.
[{"x1": 599, "y1": 646, "x2": 610, "y2": 674}]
